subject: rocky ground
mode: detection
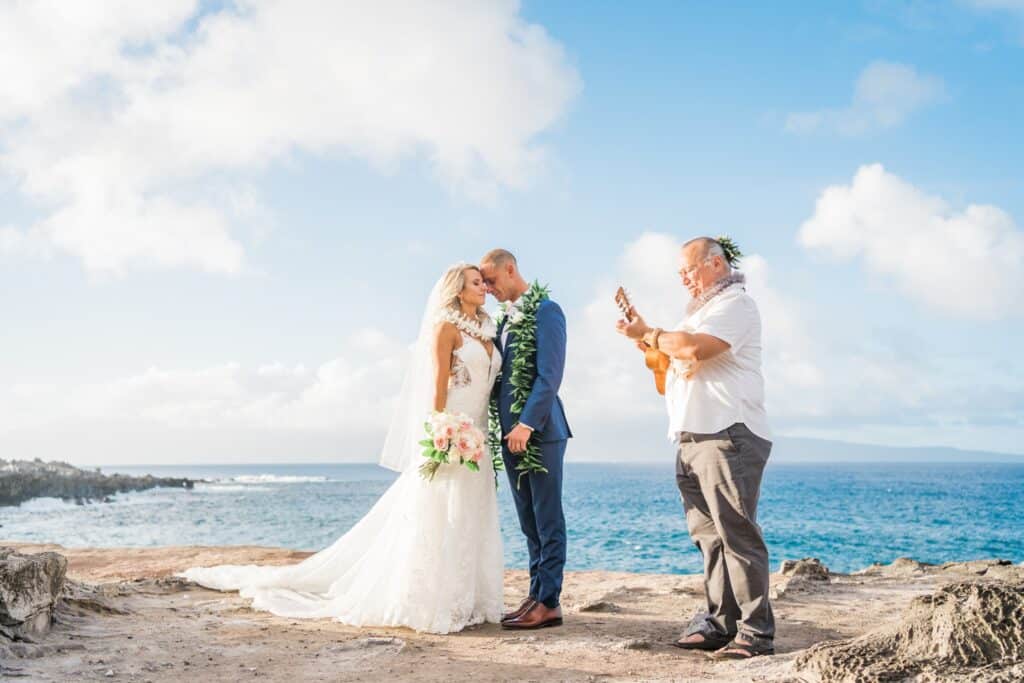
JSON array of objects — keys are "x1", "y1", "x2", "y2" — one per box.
[
  {"x1": 2, "y1": 543, "x2": 1022, "y2": 682},
  {"x1": 0, "y1": 459, "x2": 194, "y2": 507}
]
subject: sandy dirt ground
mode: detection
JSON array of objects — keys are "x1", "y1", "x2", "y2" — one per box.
[{"x1": 2, "y1": 542, "x2": 1020, "y2": 682}]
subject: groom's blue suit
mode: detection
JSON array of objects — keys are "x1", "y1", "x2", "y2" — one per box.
[{"x1": 495, "y1": 298, "x2": 572, "y2": 609}]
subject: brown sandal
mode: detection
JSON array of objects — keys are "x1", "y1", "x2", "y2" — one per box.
[
  {"x1": 674, "y1": 631, "x2": 732, "y2": 651},
  {"x1": 711, "y1": 637, "x2": 775, "y2": 659}
]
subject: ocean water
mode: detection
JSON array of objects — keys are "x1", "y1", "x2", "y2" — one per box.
[{"x1": 3, "y1": 462, "x2": 1022, "y2": 574}]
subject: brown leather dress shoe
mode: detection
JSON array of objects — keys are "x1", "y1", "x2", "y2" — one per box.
[
  {"x1": 501, "y1": 597, "x2": 537, "y2": 623},
  {"x1": 501, "y1": 602, "x2": 563, "y2": 630}
]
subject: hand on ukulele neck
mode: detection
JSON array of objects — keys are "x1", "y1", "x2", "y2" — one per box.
[
  {"x1": 613, "y1": 287, "x2": 649, "y2": 337},
  {"x1": 614, "y1": 285, "x2": 670, "y2": 395}
]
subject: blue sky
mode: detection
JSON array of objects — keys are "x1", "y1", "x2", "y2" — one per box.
[{"x1": 1, "y1": 0, "x2": 1021, "y2": 464}]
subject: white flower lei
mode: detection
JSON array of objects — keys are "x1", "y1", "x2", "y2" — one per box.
[
  {"x1": 436, "y1": 308, "x2": 497, "y2": 342},
  {"x1": 686, "y1": 272, "x2": 746, "y2": 316},
  {"x1": 497, "y1": 301, "x2": 525, "y2": 327}
]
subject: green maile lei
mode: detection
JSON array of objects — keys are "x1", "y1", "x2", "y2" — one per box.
[{"x1": 488, "y1": 281, "x2": 551, "y2": 488}]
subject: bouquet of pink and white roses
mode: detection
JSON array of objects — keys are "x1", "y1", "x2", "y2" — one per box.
[{"x1": 418, "y1": 411, "x2": 486, "y2": 481}]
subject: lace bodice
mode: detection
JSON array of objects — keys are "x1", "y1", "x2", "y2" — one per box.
[{"x1": 447, "y1": 332, "x2": 501, "y2": 430}]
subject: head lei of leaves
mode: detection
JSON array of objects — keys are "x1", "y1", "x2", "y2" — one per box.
[{"x1": 714, "y1": 235, "x2": 743, "y2": 268}]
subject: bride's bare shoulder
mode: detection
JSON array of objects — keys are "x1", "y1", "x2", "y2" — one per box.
[{"x1": 433, "y1": 320, "x2": 462, "y2": 348}]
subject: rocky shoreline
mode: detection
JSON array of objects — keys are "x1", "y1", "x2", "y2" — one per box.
[
  {"x1": 0, "y1": 459, "x2": 194, "y2": 507},
  {"x1": 1, "y1": 543, "x2": 1021, "y2": 682}
]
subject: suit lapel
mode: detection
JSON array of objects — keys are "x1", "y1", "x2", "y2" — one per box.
[{"x1": 502, "y1": 328, "x2": 515, "y2": 362}]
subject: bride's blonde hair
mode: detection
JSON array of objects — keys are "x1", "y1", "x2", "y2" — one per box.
[{"x1": 438, "y1": 262, "x2": 489, "y2": 323}]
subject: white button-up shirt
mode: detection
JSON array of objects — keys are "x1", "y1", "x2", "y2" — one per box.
[
  {"x1": 500, "y1": 297, "x2": 535, "y2": 432},
  {"x1": 664, "y1": 284, "x2": 771, "y2": 441},
  {"x1": 500, "y1": 298, "x2": 521, "y2": 348}
]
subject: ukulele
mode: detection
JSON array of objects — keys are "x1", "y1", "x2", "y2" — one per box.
[{"x1": 614, "y1": 287, "x2": 671, "y2": 395}]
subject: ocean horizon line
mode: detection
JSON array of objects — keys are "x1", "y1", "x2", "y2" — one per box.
[
  {"x1": 80, "y1": 456, "x2": 1024, "y2": 469},
  {"x1": 54, "y1": 435, "x2": 1024, "y2": 469}
]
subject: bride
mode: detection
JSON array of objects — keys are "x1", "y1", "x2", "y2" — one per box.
[{"x1": 182, "y1": 263, "x2": 504, "y2": 634}]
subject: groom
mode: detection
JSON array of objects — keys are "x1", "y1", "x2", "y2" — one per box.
[{"x1": 480, "y1": 248, "x2": 572, "y2": 631}]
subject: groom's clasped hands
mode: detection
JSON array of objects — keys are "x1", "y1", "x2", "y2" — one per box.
[{"x1": 503, "y1": 423, "x2": 533, "y2": 454}]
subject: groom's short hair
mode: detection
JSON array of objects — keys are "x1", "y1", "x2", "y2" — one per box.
[{"x1": 482, "y1": 248, "x2": 517, "y2": 269}]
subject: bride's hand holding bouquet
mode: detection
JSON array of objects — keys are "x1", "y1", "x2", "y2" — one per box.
[{"x1": 419, "y1": 411, "x2": 486, "y2": 481}]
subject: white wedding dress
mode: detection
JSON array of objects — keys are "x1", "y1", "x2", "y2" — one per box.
[{"x1": 182, "y1": 332, "x2": 504, "y2": 634}]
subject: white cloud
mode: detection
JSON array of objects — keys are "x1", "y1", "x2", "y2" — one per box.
[
  {"x1": 4, "y1": 232, "x2": 1017, "y2": 464},
  {"x1": 561, "y1": 233, "x2": 842, "y2": 424},
  {"x1": 965, "y1": 0, "x2": 1024, "y2": 38},
  {"x1": 0, "y1": 0, "x2": 581, "y2": 275},
  {"x1": 785, "y1": 61, "x2": 945, "y2": 136},
  {"x1": 0, "y1": 1, "x2": 199, "y2": 122},
  {"x1": 965, "y1": 0, "x2": 1024, "y2": 12},
  {"x1": 742, "y1": 255, "x2": 827, "y2": 417},
  {"x1": 798, "y1": 163, "x2": 1024, "y2": 319},
  {"x1": 561, "y1": 233, "x2": 838, "y2": 459},
  {"x1": 563, "y1": 232, "x2": 683, "y2": 427},
  {"x1": 0, "y1": 328, "x2": 408, "y2": 463},
  {"x1": 561, "y1": 232, "x2": 1012, "y2": 458},
  {"x1": 0, "y1": 224, "x2": 50, "y2": 259},
  {"x1": 0, "y1": 234, "x2": 818, "y2": 463}
]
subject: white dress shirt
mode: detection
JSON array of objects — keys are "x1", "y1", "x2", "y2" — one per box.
[
  {"x1": 500, "y1": 297, "x2": 534, "y2": 432},
  {"x1": 500, "y1": 298, "x2": 521, "y2": 348},
  {"x1": 664, "y1": 284, "x2": 771, "y2": 441}
]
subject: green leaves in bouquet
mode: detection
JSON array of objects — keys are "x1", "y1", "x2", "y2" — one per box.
[
  {"x1": 418, "y1": 459, "x2": 442, "y2": 481},
  {"x1": 418, "y1": 422, "x2": 444, "y2": 480},
  {"x1": 420, "y1": 415, "x2": 486, "y2": 482}
]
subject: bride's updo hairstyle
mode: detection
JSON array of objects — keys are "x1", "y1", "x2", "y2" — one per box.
[{"x1": 437, "y1": 262, "x2": 490, "y2": 323}]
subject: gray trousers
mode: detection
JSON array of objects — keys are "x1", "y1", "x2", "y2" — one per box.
[{"x1": 676, "y1": 422, "x2": 775, "y2": 640}]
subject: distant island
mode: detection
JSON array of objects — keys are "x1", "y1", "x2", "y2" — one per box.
[
  {"x1": 769, "y1": 436, "x2": 1024, "y2": 464},
  {"x1": 0, "y1": 458, "x2": 194, "y2": 507},
  {"x1": 541, "y1": 422, "x2": 1024, "y2": 466}
]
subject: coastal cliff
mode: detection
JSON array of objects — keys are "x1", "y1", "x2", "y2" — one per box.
[
  {"x1": 1, "y1": 543, "x2": 1021, "y2": 682},
  {"x1": 0, "y1": 459, "x2": 194, "y2": 507}
]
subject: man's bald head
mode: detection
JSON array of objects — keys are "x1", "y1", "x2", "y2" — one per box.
[
  {"x1": 682, "y1": 237, "x2": 726, "y2": 262},
  {"x1": 479, "y1": 248, "x2": 526, "y2": 303},
  {"x1": 481, "y1": 248, "x2": 517, "y2": 269}
]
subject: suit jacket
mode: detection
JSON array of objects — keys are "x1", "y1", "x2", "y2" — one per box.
[{"x1": 495, "y1": 298, "x2": 572, "y2": 443}]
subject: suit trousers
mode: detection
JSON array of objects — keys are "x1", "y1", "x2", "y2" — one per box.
[{"x1": 503, "y1": 439, "x2": 567, "y2": 609}]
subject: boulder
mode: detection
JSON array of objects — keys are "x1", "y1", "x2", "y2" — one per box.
[
  {"x1": 780, "y1": 557, "x2": 830, "y2": 581},
  {"x1": 795, "y1": 580, "x2": 1024, "y2": 682},
  {"x1": 853, "y1": 556, "x2": 933, "y2": 577},
  {"x1": 0, "y1": 547, "x2": 67, "y2": 640},
  {"x1": 942, "y1": 559, "x2": 1013, "y2": 576},
  {"x1": 773, "y1": 558, "x2": 832, "y2": 599}
]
